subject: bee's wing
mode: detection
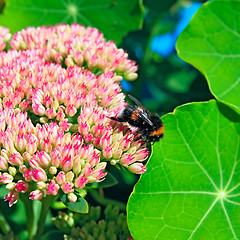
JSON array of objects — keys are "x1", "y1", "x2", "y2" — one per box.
[
  {"x1": 139, "y1": 110, "x2": 155, "y2": 127},
  {"x1": 128, "y1": 94, "x2": 156, "y2": 126},
  {"x1": 128, "y1": 94, "x2": 145, "y2": 107}
]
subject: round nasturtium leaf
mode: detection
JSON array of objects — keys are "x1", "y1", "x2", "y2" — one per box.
[
  {"x1": 127, "y1": 100, "x2": 240, "y2": 240},
  {"x1": 176, "y1": 1, "x2": 240, "y2": 113},
  {"x1": 0, "y1": 0, "x2": 143, "y2": 44}
]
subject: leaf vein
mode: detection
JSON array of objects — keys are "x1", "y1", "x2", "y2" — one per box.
[
  {"x1": 187, "y1": 198, "x2": 218, "y2": 240},
  {"x1": 176, "y1": 118, "x2": 219, "y2": 191},
  {"x1": 221, "y1": 199, "x2": 237, "y2": 239}
]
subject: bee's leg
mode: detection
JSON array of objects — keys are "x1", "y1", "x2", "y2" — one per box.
[
  {"x1": 134, "y1": 135, "x2": 143, "y2": 141},
  {"x1": 110, "y1": 116, "x2": 125, "y2": 122},
  {"x1": 132, "y1": 129, "x2": 143, "y2": 141}
]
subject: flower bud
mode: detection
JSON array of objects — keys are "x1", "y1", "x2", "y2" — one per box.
[
  {"x1": 29, "y1": 190, "x2": 44, "y2": 200},
  {"x1": 9, "y1": 166, "x2": 17, "y2": 176},
  {"x1": 128, "y1": 163, "x2": 147, "y2": 174},
  {"x1": 67, "y1": 192, "x2": 77, "y2": 203},
  {"x1": 0, "y1": 156, "x2": 8, "y2": 170}
]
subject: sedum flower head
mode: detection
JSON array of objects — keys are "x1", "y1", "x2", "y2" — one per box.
[
  {"x1": 10, "y1": 24, "x2": 138, "y2": 81},
  {"x1": 0, "y1": 24, "x2": 148, "y2": 207}
]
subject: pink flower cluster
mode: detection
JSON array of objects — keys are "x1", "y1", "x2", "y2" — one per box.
[
  {"x1": 0, "y1": 24, "x2": 148, "y2": 207},
  {"x1": 10, "y1": 24, "x2": 138, "y2": 81}
]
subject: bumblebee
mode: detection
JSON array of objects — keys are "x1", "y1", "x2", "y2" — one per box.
[{"x1": 111, "y1": 95, "x2": 164, "y2": 143}]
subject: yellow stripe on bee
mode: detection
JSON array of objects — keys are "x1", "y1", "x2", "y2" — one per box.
[
  {"x1": 150, "y1": 125, "x2": 164, "y2": 136},
  {"x1": 131, "y1": 111, "x2": 139, "y2": 120}
]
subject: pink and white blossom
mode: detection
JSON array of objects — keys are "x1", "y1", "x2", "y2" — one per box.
[{"x1": 0, "y1": 24, "x2": 149, "y2": 207}]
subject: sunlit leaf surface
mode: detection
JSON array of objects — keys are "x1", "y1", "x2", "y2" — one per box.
[
  {"x1": 0, "y1": 0, "x2": 143, "y2": 44},
  {"x1": 176, "y1": 1, "x2": 240, "y2": 113},
  {"x1": 128, "y1": 100, "x2": 240, "y2": 240}
]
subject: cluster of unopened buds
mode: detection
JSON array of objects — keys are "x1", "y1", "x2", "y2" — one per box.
[{"x1": 0, "y1": 24, "x2": 149, "y2": 207}]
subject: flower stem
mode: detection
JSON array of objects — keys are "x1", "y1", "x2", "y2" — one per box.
[
  {"x1": 0, "y1": 209, "x2": 11, "y2": 234},
  {"x1": 20, "y1": 194, "x2": 35, "y2": 239},
  {"x1": 33, "y1": 195, "x2": 54, "y2": 240}
]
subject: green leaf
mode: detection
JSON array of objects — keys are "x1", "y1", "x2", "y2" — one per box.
[
  {"x1": 0, "y1": 0, "x2": 143, "y2": 44},
  {"x1": 176, "y1": 1, "x2": 240, "y2": 113},
  {"x1": 61, "y1": 193, "x2": 88, "y2": 214},
  {"x1": 128, "y1": 100, "x2": 240, "y2": 240}
]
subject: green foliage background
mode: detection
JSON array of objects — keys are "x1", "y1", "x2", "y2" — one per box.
[{"x1": 0, "y1": 0, "x2": 240, "y2": 239}]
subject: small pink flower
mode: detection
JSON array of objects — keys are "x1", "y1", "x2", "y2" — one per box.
[
  {"x1": 29, "y1": 158, "x2": 40, "y2": 169},
  {"x1": 78, "y1": 145, "x2": 92, "y2": 160},
  {"x1": 120, "y1": 153, "x2": 135, "y2": 166},
  {"x1": 61, "y1": 155, "x2": 73, "y2": 172},
  {"x1": 55, "y1": 130, "x2": 65, "y2": 146},
  {"x1": 29, "y1": 190, "x2": 44, "y2": 200},
  {"x1": 39, "y1": 138, "x2": 52, "y2": 153},
  {"x1": 0, "y1": 172, "x2": 13, "y2": 184},
  {"x1": 84, "y1": 133, "x2": 93, "y2": 143},
  {"x1": 65, "y1": 104, "x2": 77, "y2": 117},
  {"x1": 0, "y1": 156, "x2": 8, "y2": 170},
  {"x1": 119, "y1": 134, "x2": 133, "y2": 151},
  {"x1": 15, "y1": 180, "x2": 28, "y2": 193},
  {"x1": 56, "y1": 109, "x2": 65, "y2": 121},
  {"x1": 92, "y1": 124, "x2": 105, "y2": 137},
  {"x1": 45, "y1": 107, "x2": 57, "y2": 119},
  {"x1": 75, "y1": 174, "x2": 88, "y2": 189},
  {"x1": 2, "y1": 136, "x2": 15, "y2": 153},
  {"x1": 26, "y1": 135, "x2": 38, "y2": 155},
  {"x1": 3, "y1": 99, "x2": 14, "y2": 109},
  {"x1": 59, "y1": 120, "x2": 71, "y2": 131},
  {"x1": 90, "y1": 169, "x2": 107, "y2": 182},
  {"x1": 128, "y1": 163, "x2": 147, "y2": 174},
  {"x1": 23, "y1": 169, "x2": 33, "y2": 182},
  {"x1": 32, "y1": 168, "x2": 47, "y2": 182},
  {"x1": 45, "y1": 180, "x2": 59, "y2": 196},
  {"x1": 81, "y1": 163, "x2": 93, "y2": 177},
  {"x1": 4, "y1": 190, "x2": 19, "y2": 207},
  {"x1": 101, "y1": 95, "x2": 113, "y2": 107},
  {"x1": 72, "y1": 157, "x2": 82, "y2": 175},
  {"x1": 43, "y1": 95, "x2": 53, "y2": 107},
  {"x1": 32, "y1": 103, "x2": 45, "y2": 116},
  {"x1": 19, "y1": 99, "x2": 31, "y2": 111},
  {"x1": 15, "y1": 134, "x2": 27, "y2": 152},
  {"x1": 56, "y1": 171, "x2": 66, "y2": 185},
  {"x1": 99, "y1": 134, "x2": 112, "y2": 149},
  {"x1": 50, "y1": 148, "x2": 61, "y2": 167},
  {"x1": 36, "y1": 150, "x2": 51, "y2": 168},
  {"x1": 87, "y1": 150, "x2": 100, "y2": 166},
  {"x1": 135, "y1": 148, "x2": 149, "y2": 161},
  {"x1": 61, "y1": 181, "x2": 74, "y2": 194},
  {"x1": 102, "y1": 145, "x2": 113, "y2": 159},
  {"x1": 78, "y1": 122, "x2": 90, "y2": 136}
]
